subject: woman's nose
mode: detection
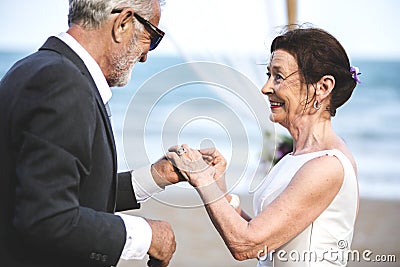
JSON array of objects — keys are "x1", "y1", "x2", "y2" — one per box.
[{"x1": 261, "y1": 82, "x2": 274, "y2": 95}]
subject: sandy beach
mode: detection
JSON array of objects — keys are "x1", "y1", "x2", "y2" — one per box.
[{"x1": 118, "y1": 191, "x2": 399, "y2": 267}]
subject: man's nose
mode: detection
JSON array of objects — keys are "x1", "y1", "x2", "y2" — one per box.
[{"x1": 140, "y1": 53, "x2": 148, "y2": 62}]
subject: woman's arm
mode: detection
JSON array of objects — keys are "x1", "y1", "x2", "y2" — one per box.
[
  {"x1": 199, "y1": 147, "x2": 252, "y2": 222},
  {"x1": 169, "y1": 146, "x2": 344, "y2": 261}
]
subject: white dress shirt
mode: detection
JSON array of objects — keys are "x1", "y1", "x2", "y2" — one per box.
[{"x1": 56, "y1": 32, "x2": 164, "y2": 260}]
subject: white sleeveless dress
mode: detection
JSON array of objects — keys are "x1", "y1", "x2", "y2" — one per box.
[{"x1": 253, "y1": 149, "x2": 358, "y2": 267}]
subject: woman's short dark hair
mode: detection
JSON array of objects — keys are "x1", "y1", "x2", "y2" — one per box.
[{"x1": 270, "y1": 26, "x2": 357, "y2": 116}]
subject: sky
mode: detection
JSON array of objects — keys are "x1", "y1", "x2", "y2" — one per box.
[{"x1": 0, "y1": 0, "x2": 399, "y2": 60}]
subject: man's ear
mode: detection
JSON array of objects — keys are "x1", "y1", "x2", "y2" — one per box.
[
  {"x1": 112, "y1": 8, "x2": 134, "y2": 43},
  {"x1": 315, "y1": 75, "x2": 335, "y2": 102}
]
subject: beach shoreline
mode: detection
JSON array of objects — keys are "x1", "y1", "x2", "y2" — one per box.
[{"x1": 118, "y1": 192, "x2": 399, "y2": 267}]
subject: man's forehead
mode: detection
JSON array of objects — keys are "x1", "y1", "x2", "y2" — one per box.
[{"x1": 151, "y1": 0, "x2": 161, "y2": 24}]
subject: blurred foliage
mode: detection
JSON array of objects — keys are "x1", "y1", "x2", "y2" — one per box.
[
  {"x1": 262, "y1": 132, "x2": 293, "y2": 166},
  {"x1": 273, "y1": 134, "x2": 293, "y2": 164}
]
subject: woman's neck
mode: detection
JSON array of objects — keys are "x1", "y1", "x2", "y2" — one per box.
[{"x1": 287, "y1": 116, "x2": 336, "y2": 155}]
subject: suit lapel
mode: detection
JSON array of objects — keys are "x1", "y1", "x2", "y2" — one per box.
[{"x1": 39, "y1": 36, "x2": 118, "y2": 190}]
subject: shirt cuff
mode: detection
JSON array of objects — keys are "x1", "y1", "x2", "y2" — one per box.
[
  {"x1": 131, "y1": 165, "x2": 164, "y2": 202},
  {"x1": 116, "y1": 213, "x2": 152, "y2": 260}
]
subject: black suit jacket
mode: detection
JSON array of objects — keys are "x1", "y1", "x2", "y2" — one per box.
[{"x1": 0, "y1": 37, "x2": 141, "y2": 267}]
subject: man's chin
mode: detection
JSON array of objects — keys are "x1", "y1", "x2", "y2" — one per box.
[{"x1": 108, "y1": 70, "x2": 133, "y2": 88}]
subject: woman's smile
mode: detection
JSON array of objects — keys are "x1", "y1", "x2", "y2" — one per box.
[{"x1": 269, "y1": 100, "x2": 285, "y2": 109}]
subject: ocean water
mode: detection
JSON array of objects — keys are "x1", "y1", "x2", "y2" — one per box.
[{"x1": 1, "y1": 51, "x2": 399, "y2": 200}]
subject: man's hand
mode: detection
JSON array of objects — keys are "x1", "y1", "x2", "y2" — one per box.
[
  {"x1": 146, "y1": 219, "x2": 176, "y2": 267},
  {"x1": 151, "y1": 157, "x2": 187, "y2": 188}
]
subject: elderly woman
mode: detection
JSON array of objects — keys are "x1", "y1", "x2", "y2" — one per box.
[{"x1": 169, "y1": 27, "x2": 360, "y2": 266}]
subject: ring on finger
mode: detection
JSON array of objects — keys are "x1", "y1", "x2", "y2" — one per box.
[{"x1": 177, "y1": 146, "x2": 186, "y2": 156}]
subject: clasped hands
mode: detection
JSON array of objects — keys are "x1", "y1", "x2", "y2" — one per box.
[
  {"x1": 166, "y1": 144, "x2": 227, "y2": 188},
  {"x1": 146, "y1": 145, "x2": 226, "y2": 267}
]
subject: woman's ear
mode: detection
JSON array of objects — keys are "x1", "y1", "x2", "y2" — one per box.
[
  {"x1": 112, "y1": 8, "x2": 134, "y2": 43},
  {"x1": 316, "y1": 75, "x2": 335, "y2": 102}
]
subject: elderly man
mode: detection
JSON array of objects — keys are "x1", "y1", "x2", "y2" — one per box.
[{"x1": 0, "y1": 0, "x2": 182, "y2": 266}]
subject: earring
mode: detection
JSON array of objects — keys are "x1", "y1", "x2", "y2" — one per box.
[{"x1": 313, "y1": 100, "x2": 321, "y2": 110}]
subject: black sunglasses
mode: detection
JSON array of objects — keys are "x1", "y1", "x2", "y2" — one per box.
[{"x1": 111, "y1": 8, "x2": 165, "y2": 51}]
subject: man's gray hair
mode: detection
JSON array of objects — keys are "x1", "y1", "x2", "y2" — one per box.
[{"x1": 68, "y1": 0, "x2": 162, "y2": 30}]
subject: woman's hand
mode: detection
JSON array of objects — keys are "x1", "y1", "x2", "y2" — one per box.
[
  {"x1": 199, "y1": 147, "x2": 226, "y2": 178},
  {"x1": 198, "y1": 147, "x2": 228, "y2": 193},
  {"x1": 167, "y1": 144, "x2": 215, "y2": 187}
]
